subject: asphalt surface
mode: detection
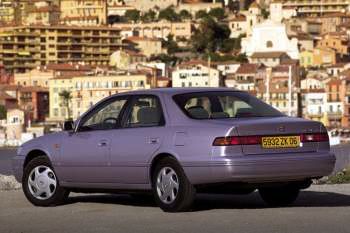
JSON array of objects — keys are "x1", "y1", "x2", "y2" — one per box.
[
  {"x1": 1, "y1": 148, "x2": 350, "y2": 233},
  {"x1": 1, "y1": 185, "x2": 350, "y2": 233}
]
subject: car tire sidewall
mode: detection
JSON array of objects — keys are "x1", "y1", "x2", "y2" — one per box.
[
  {"x1": 22, "y1": 156, "x2": 69, "y2": 207},
  {"x1": 152, "y1": 158, "x2": 195, "y2": 212}
]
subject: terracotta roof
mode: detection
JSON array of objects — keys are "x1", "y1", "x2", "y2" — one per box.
[
  {"x1": 236, "y1": 63, "x2": 260, "y2": 74},
  {"x1": 0, "y1": 91, "x2": 16, "y2": 100},
  {"x1": 43, "y1": 63, "x2": 94, "y2": 71},
  {"x1": 227, "y1": 14, "x2": 246, "y2": 22},
  {"x1": 251, "y1": 52, "x2": 288, "y2": 59},
  {"x1": 272, "y1": 65, "x2": 290, "y2": 73},
  {"x1": 19, "y1": 86, "x2": 49, "y2": 92},
  {"x1": 125, "y1": 36, "x2": 161, "y2": 42}
]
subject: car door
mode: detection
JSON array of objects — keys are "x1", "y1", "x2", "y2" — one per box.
[
  {"x1": 58, "y1": 96, "x2": 129, "y2": 184},
  {"x1": 109, "y1": 95, "x2": 166, "y2": 184}
]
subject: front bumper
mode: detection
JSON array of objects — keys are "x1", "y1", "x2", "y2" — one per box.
[
  {"x1": 184, "y1": 152, "x2": 336, "y2": 185},
  {"x1": 12, "y1": 155, "x2": 25, "y2": 183}
]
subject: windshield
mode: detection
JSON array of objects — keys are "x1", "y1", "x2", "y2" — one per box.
[{"x1": 173, "y1": 91, "x2": 284, "y2": 119}]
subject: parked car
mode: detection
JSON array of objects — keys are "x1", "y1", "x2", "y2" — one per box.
[{"x1": 12, "y1": 88, "x2": 336, "y2": 212}]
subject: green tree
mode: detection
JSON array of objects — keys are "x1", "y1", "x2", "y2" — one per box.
[
  {"x1": 141, "y1": 9, "x2": 157, "y2": 23},
  {"x1": 220, "y1": 34, "x2": 245, "y2": 53},
  {"x1": 208, "y1": 8, "x2": 226, "y2": 21},
  {"x1": 179, "y1": 9, "x2": 192, "y2": 20},
  {"x1": 261, "y1": 8, "x2": 270, "y2": 19},
  {"x1": 162, "y1": 34, "x2": 180, "y2": 54},
  {"x1": 235, "y1": 53, "x2": 248, "y2": 63},
  {"x1": 195, "y1": 10, "x2": 209, "y2": 20},
  {"x1": 158, "y1": 6, "x2": 180, "y2": 22},
  {"x1": 191, "y1": 17, "x2": 231, "y2": 53},
  {"x1": 59, "y1": 90, "x2": 72, "y2": 120},
  {"x1": 150, "y1": 53, "x2": 178, "y2": 66},
  {"x1": 124, "y1": 9, "x2": 141, "y2": 22},
  {"x1": 0, "y1": 105, "x2": 6, "y2": 120}
]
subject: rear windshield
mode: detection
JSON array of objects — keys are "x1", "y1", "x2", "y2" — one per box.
[{"x1": 173, "y1": 91, "x2": 284, "y2": 119}]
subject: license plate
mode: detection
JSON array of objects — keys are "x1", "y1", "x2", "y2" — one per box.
[{"x1": 261, "y1": 136, "x2": 300, "y2": 149}]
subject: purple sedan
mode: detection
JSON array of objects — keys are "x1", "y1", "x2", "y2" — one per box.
[{"x1": 12, "y1": 88, "x2": 335, "y2": 212}]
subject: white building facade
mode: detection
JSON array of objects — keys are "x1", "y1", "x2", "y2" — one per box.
[
  {"x1": 172, "y1": 64, "x2": 220, "y2": 88},
  {"x1": 241, "y1": 19, "x2": 299, "y2": 60}
]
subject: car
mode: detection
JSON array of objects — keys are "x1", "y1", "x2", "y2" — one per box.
[{"x1": 12, "y1": 88, "x2": 336, "y2": 212}]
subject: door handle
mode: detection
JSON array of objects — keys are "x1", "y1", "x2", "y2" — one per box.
[
  {"x1": 149, "y1": 138, "x2": 159, "y2": 144},
  {"x1": 98, "y1": 140, "x2": 108, "y2": 147}
]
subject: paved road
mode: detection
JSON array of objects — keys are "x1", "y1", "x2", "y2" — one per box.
[{"x1": 1, "y1": 185, "x2": 350, "y2": 233}]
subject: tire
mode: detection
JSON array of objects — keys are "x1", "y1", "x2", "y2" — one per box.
[
  {"x1": 259, "y1": 186, "x2": 300, "y2": 207},
  {"x1": 22, "y1": 156, "x2": 69, "y2": 207},
  {"x1": 152, "y1": 157, "x2": 196, "y2": 212}
]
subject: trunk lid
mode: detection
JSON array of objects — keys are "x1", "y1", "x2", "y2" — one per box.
[{"x1": 210, "y1": 117, "x2": 322, "y2": 155}]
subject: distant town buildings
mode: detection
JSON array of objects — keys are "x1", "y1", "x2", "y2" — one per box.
[{"x1": 1, "y1": 0, "x2": 350, "y2": 145}]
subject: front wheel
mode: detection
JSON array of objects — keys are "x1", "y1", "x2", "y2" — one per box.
[
  {"x1": 259, "y1": 186, "x2": 300, "y2": 207},
  {"x1": 152, "y1": 157, "x2": 196, "y2": 212},
  {"x1": 22, "y1": 156, "x2": 69, "y2": 206}
]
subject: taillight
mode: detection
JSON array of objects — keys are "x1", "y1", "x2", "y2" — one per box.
[
  {"x1": 213, "y1": 132, "x2": 329, "y2": 146},
  {"x1": 301, "y1": 133, "x2": 329, "y2": 142},
  {"x1": 213, "y1": 136, "x2": 262, "y2": 146}
]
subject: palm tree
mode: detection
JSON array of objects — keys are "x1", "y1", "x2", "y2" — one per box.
[{"x1": 59, "y1": 90, "x2": 72, "y2": 120}]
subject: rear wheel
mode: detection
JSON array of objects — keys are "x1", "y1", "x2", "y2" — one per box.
[
  {"x1": 22, "y1": 156, "x2": 69, "y2": 206},
  {"x1": 259, "y1": 186, "x2": 300, "y2": 207},
  {"x1": 152, "y1": 157, "x2": 196, "y2": 212}
]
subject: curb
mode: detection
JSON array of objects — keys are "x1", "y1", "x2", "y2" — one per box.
[{"x1": 0, "y1": 175, "x2": 22, "y2": 191}]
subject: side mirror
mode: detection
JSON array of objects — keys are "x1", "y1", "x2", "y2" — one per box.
[{"x1": 63, "y1": 120, "x2": 74, "y2": 131}]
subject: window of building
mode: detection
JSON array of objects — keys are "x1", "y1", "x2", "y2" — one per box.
[{"x1": 266, "y1": 41, "x2": 273, "y2": 48}]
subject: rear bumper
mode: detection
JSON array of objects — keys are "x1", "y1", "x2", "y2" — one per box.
[
  {"x1": 12, "y1": 155, "x2": 25, "y2": 183},
  {"x1": 184, "y1": 152, "x2": 336, "y2": 185}
]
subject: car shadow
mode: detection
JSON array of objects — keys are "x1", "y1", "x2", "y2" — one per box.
[{"x1": 64, "y1": 190, "x2": 350, "y2": 211}]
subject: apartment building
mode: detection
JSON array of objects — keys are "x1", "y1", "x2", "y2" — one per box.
[
  {"x1": 60, "y1": 0, "x2": 107, "y2": 25},
  {"x1": 172, "y1": 61, "x2": 221, "y2": 88},
  {"x1": 317, "y1": 32, "x2": 350, "y2": 56},
  {"x1": 0, "y1": 84, "x2": 49, "y2": 123},
  {"x1": 299, "y1": 47, "x2": 337, "y2": 68},
  {"x1": 325, "y1": 78, "x2": 343, "y2": 128},
  {"x1": 0, "y1": 0, "x2": 16, "y2": 24},
  {"x1": 281, "y1": 0, "x2": 350, "y2": 16},
  {"x1": 113, "y1": 21, "x2": 192, "y2": 41},
  {"x1": 48, "y1": 72, "x2": 150, "y2": 121},
  {"x1": 26, "y1": 4, "x2": 60, "y2": 25},
  {"x1": 0, "y1": 25, "x2": 124, "y2": 73}
]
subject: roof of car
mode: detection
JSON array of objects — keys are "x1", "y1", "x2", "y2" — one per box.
[{"x1": 121, "y1": 87, "x2": 239, "y2": 96}]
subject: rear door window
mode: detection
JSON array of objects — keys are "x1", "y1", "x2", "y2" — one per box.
[
  {"x1": 173, "y1": 91, "x2": 284, "y2": 120},
  {"x1": 123, "y1": 95, "x2": 165, "y2": 128}
]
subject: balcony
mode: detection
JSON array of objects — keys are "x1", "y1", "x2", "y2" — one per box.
[{"x1": 327, "y1": 111, "x2": 343, "y2": 119}]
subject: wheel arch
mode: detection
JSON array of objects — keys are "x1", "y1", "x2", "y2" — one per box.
[
  {"x1": 23, "y1": 149, "x2": 51, "y2": 169},
  {"x1": 149, "y1": 152, "x2": 181, "y2": 183}
]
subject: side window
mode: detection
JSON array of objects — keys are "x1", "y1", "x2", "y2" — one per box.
[
  {"x1": 184, "y1": 96, "x2": 212, "y2": 119},
  {"x1": 124, "y1": 96, "x2": 164, "y2": 128},
  {"x1": 79, "y1": 98, "x2": 127, "y2": 131},
  {"x1": 218, "y1": 95, "x2": 252, "y2": 118}
]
